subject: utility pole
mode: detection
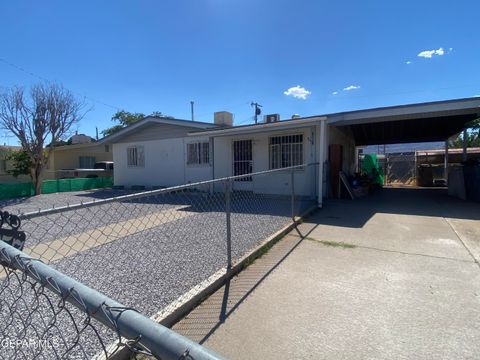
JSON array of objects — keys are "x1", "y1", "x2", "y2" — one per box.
[
  {"x1": 190, "y1": 101, "x2": 195, "y2": 122},
  {"x1": 251, "y1": 102, "x2": 262, "y2": 124}
]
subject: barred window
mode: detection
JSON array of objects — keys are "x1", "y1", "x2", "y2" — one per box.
[
  {"x1": 269, "y1": 134, "x2": 303, "y2": 169},
  {"x1": 187, "y1": 142, "x2": 210, "y2": 165},
  {"x1": 127, "y1": 146, "x2": 145, "y2": 167}
]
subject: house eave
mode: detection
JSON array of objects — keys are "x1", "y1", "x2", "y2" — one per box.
[
  {"x1": 325, "y1": 97, "x2": 480, "y2": 126},
  {"x1": 190, "y1": 116, "x2": 327, "y2": 137},
  {"x1": 100, "y1": 117, "x2": 219, "y2": 144}
]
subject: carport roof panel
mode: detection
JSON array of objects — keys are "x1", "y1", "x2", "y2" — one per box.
[{"x1": 327, "y1": 97, "x2": 480, "y2": 146}]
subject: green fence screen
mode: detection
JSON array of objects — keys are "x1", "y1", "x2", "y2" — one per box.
[
  {"x1": 0, "y1": 177, "x2": 114, "y2": 200},
  {"x1": 362, "y1": 154, "x2": 384, "y2": 185}
]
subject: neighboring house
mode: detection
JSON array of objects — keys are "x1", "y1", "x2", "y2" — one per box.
[
  {"x1": 46, "y1": 141, "x2": 113, "y2": 179},
  {"x1": 0, "y1": 137, "x2": 113, "y2": 183},
  {"x1": 104, "y1": 98, "x2": 480, "y2": 207},
  {"x1": 71, "y1": 133, "x2": 95, "y2": 145}
]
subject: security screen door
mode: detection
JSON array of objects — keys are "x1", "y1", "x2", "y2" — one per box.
[{"x1": 233, "y1": 140, "x2": 253, "y2": 189}]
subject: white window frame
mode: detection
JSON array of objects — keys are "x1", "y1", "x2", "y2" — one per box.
[
  {"x1": 187, "y1": 142, "x2": 210, "y2": 166},
  {"x1": 127, "y1": 146, "x2": 145, "y2": 168},
  {"x1": 269, "y1": 134, "x2": 304, "y2": 169}
]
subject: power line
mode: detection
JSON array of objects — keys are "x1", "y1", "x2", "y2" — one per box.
[{"x1": 0, "y1": 57, "x2": 121, "y2": 111}]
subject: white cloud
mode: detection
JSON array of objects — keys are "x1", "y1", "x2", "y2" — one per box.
[
  {"x1": 473, "y1": 95, "x2": 480, "y2": 98},
  {"x1": 417, "y1": 47, "x2": 445, "y2": 58},
  {"x1": 283, "y1": 85, "x2": 311, "y2": 100},
  {"x1": 406, "y1": 61, "x2": 412, "y2": 65},
  {"x1": 343, "y1": 85, "x2": 360, "y2": 91},
  {"x1": 332, "y1": 91, "x2": 338, "y2": 95}
]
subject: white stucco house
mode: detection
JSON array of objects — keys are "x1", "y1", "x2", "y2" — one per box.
[
  {"x1": 100, "y1": 98, "x2": 480, "y2": 207},
  {"x1": 102, "y1": 112, "x2": 340, "y2": 205},
  {"x1": 102, "y1": 116, "x2": 221, "y2": 188}
]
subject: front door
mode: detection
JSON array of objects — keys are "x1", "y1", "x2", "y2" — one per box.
[{"x1": 233, "y1": 140, "x2": 253, "y2": 190}]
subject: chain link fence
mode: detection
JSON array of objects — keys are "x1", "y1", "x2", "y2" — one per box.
[
  {"x1": 359, "y1": 151, "x2": 449, "y2": 187},
  {"x1": 385, "y1": 152, "x2": 416, "y2": 186},
  {"x1": 0, "y1": 240, "x2": 223, "y2": 360},
  {"x1": 0, "y1": 163, "x2": 318, "y2": 359}
]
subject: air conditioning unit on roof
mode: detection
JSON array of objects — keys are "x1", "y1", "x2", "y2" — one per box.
[{"x1": 264, "y1": 114, "x2": 280, "y2": 123}]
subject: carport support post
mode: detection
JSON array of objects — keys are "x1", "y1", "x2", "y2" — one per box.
[
  {"x1": 225, "y1": 178, "x2": 232, "y2": 270},
  {"x1": 462, "y1": 129, "x2": 468, "y2": 162},
  {"x1": 317, "y1": 121, "x2": 326, "y2": 208},
  {"x1": 291, "y1": 167, "x2": 295, "y2": 220},
  {"x1": 444, "y1": 140, "x2": 449, "y2": 184}
]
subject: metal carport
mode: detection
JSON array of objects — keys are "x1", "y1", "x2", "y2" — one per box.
[
  {"x1": 322, "y1": 97, "x2": 480, "y2": 199},
  {"x1": 327, "y1": 97, "x2": 480, "y2": 146}
]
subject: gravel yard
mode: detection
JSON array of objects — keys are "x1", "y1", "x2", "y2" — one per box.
[
  {"x1": 0, "y1": 188, "x2": 139, "y2": 215},
  {"x1": 0, "y1": 188, "x2": 315, "y2": 358}
]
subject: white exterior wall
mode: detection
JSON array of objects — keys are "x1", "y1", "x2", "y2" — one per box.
[
  {"x1": 213, "y1": 126, "x2": 318, "y2": 197},
  {"x1": 113, "y1": 136, "x2": 212, "y2": 188}
]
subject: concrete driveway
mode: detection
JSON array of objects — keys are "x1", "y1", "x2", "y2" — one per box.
[{"x1": 179, "y1": 188, "x2": 480, "y2": 359}]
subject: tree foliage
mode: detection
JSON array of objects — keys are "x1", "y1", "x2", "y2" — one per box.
[
  {"x1": 449, "y1": 131, "x2": 480, "y2": 148},
  {"x1": 0, "y1": 83, "x2": 86, "y2": 194},
  {"x1": 6, "y1": 149, "x2": 32, "y2": 178},
  {"x1": 448, "y1": 117, "x2": 480, "y2": 149},
  {"x1": 101, "y1": 110, "x2": 167, "y2": 137}
]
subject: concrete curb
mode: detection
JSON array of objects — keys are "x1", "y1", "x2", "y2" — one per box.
[{"x1": 103, "y1": 205, "x2": 318, "y2": 360}]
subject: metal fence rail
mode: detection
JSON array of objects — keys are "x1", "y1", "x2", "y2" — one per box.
[
  {"x1": 0, "y1": 163, "x2": 319, "y2": 359},
  {"x1": 0, "y1": 241, "x2": 223, "y2": 359}
]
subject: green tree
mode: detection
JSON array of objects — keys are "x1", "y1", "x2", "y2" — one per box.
[
  {"x1": 449, "y1": 118, "x2": 480, "y2": 148},
  {"x1": 6, "y1": 150, "x2": 31, "y2": 178},
  {"x1": 101, "y1": 110, "x2": 170, "y2": 137},
  {"x1": 449, "y1": 132, "x2": 480, "y2": 148},
  {"x1": 101, "y1": 110, "x2": 145, "y2": 137},
  {"x1": 104, "y1": 110, "x2": 145, "y2": 136}
]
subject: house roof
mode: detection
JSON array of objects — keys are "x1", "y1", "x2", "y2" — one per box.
[
  {"x1": 193, "y1": 97, "x2": 480, "y2": 144},
  {"x1": 190, "y1": 116, "x2": 327, "y2": 137},
  {"x1": 99, "y1": 116, "x2": 220, "y2": 144},
  {"x1": 326, "y1": 97, "x2": 480, "y2": 126},
  {"x1": 326, "y1": 97, "x2": 480, "y2": 145},
  {"x1": 53, "y1": 141, "x2": 105, "y2": 151}
]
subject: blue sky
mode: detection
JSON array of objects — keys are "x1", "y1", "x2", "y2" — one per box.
[{"x1": 1, "y1": 0, "x2": 479, "y2": 144}]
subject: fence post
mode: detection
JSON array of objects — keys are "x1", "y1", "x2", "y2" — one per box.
[
  {"x1": 291, "y1": 167, "x2": 295, "y2": 221},
  {"x1": 225, "y1": 178, "x2": 232, "y2": 270}
]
